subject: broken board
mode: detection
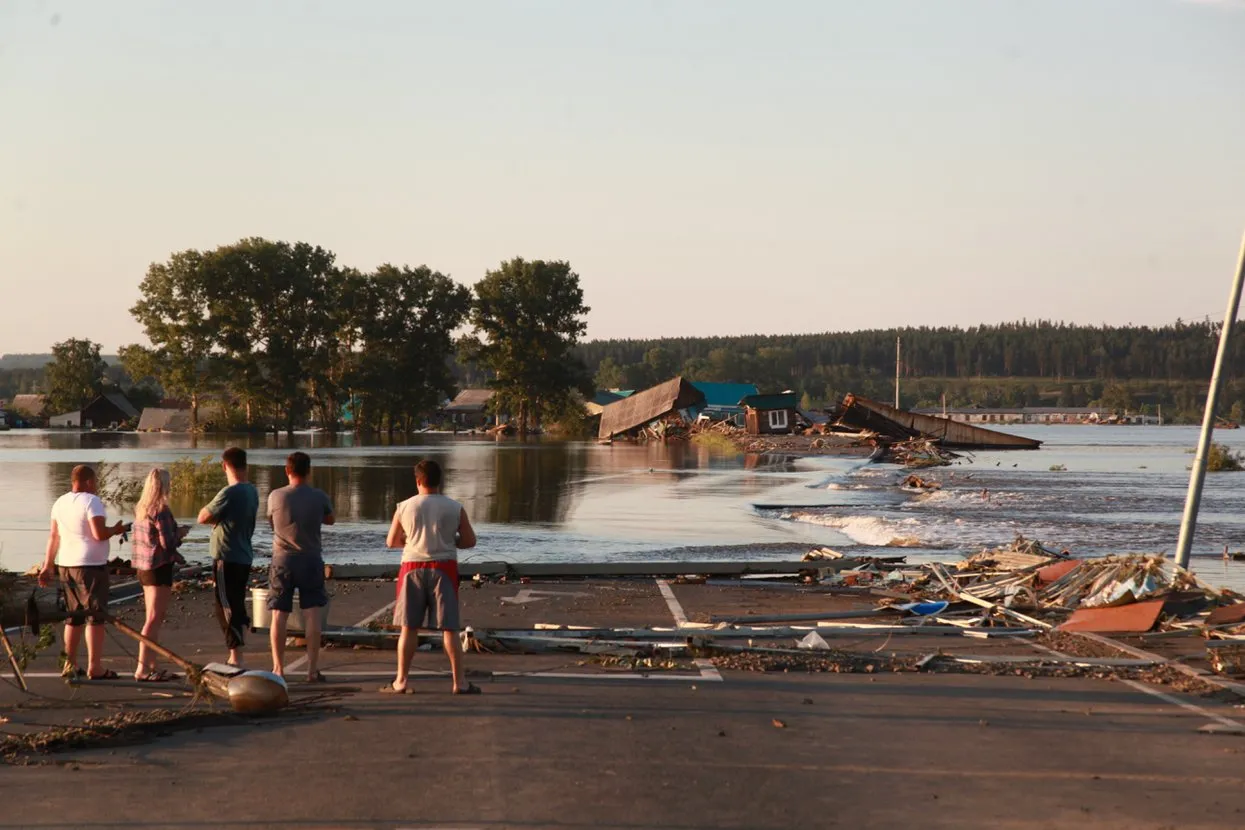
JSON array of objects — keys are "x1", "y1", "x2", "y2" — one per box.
[{"x1": 1058, "y1": 598, "x2": 1164, "y2": 634}]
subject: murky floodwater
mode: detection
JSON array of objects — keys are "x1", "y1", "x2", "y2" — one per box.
[{"x1": 3, "y1": 426, "x2": 1245, "y2": 588}]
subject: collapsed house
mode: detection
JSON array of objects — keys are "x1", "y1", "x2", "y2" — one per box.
[
  {"x1": 137, "y1": 407, "x2": 194, "y2": 432},
  {"x1": 836, "y1": 394, "x2": 1041, "y2": 450},
  {"x1": 598, "y1": 377, "x2": 705, "y2": 441}
]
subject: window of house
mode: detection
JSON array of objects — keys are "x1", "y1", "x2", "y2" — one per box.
[{"x1": 767, "y1": 409, "x2": 788, "y2": 431}]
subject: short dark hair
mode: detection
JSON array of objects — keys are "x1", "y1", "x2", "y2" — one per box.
[
  {"x1": 71, "y1": 464, "x2": 96, "y2": 487},
  {"x1": 415, "y1": 459, "x2": 443, "y2": 489},
  {"x1": 222, "y1": 447, "x2": 247, "y2": 471},
  {"x1": 286, "y1": 451, "x2": 311, "y2": 478}
]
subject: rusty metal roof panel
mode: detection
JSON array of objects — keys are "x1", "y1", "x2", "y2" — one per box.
[{"x1": 598, "y1": 377, "x2": 705, "y2": 439}]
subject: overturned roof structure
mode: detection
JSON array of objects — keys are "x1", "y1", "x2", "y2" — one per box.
[
  {"x1": 138, "y1": 407, "x2": 193, "y2": 432},
  {"x1": 598, "y1": 377, "x2": 705, "y2": 440},
  {"x1": 838, "y1": 394, "x2": 1042, "y2": 450}
]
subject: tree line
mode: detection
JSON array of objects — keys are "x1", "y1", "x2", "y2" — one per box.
[
  {"x1": 13, "y1": 239, "x2": 590, "y2": 436},
  {"x1": 579, "y1": 320, "x2": 1244, "y2": 422}
]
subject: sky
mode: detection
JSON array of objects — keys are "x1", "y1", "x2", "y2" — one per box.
[{"x1": 1, "y1": 0, "x2": 1244, "y2": 354}]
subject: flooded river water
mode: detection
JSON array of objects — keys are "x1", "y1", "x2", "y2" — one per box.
[{"x1": 2, "y1": 426, "x2": 1245, "y2": 587}]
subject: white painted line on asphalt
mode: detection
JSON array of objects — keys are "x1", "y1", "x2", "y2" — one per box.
[
  {"x1": 655, "y1": 578, "x2": 723, "y2": 682},
  {"x1": 656, "y1": 579, "x2": 689, "y2": 627},
  {"x1": 1119, "y1": 678, "x2": 1245, "y2": 730},
  {"x1": 693, "y1": 659, "x2": 724, "y2": 681},
  {"x1": 1029, "y1": 638, "x2": 1245, "y2": 731},
  {"x1": 287, "y1": 600, "x2": 394, "y2": 675}
]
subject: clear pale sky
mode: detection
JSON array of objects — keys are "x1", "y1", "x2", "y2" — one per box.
[{"x1": 2, "y1": 0, "x2": 1243, "y2": 354}]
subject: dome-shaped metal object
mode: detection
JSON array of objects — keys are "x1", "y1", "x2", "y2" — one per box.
[{"x1": 227, "y1": 670, "x2": 289, "y2": 715}]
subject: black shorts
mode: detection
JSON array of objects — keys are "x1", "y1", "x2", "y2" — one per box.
[
  {"x1": 137, "y1": 563, "x2": 175, "y2": 587},
  {"x1": 60, "y1": 565, "x2": 109, "y2": 626},
  {"x1": 267, "y1": 554, "x2": 328, "y2": 612}
]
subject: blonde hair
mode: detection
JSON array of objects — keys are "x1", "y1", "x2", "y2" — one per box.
[{"x1": 135, "y1": 467, "x2": 172, "y2": 520}]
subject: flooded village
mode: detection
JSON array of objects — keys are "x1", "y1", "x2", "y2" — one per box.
[{"x1": 6, "y1": 1, "x2": 1245, "y2": 828}]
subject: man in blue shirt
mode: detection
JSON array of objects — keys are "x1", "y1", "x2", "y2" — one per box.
[{"x1": 198, "y1": 447, "x2": 259, "y2": 667}]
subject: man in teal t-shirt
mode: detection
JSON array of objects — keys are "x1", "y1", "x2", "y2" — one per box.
[{"x1": 197, "y1": 447, "x2": 259, "y2": 666}]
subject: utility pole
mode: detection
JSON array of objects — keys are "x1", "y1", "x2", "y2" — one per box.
[
  {"x1": 895, "y1": 335, "x2": 901, "y2": 409},
  {"x1": 1175, "y1": 230, "x2": 1245, "y2": 569}
]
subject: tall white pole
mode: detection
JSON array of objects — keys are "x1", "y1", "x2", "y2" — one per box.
[{"x1": 1175, "y1": 230, "x2": 1245, "y2": 569}]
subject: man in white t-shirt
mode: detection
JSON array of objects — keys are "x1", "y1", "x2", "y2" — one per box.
[
  {"x1": 38, "y1": 465, "x2": 127, "y2": 680},
  {"x1": 382, "y1": 459, "x2": 478, "y2": 695}
]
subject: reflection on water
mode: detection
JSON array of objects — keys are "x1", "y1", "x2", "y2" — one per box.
[
  {"x1": 10, "y1": 426, "x2": 1245, "y2": 583},
  {"x1": 0, "y1": 431, "x2": 832, "y2": 571}
]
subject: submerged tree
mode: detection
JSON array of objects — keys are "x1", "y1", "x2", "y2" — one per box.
[
  {"x1": 354, "y1": 264, "x2": 472, "y2": 434},
  {"x1": 466, "y1": 258, "x2": 590, "y2": 436},
  {"x1": 45, "y1": 338, "x2": 107, "y2": 415},
  {"x1": 125, "y1": 249, "x2": 222, "y2": 431}
]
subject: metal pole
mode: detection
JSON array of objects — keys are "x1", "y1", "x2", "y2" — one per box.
[
  {"x1": 895, "y1": 335, "x2": 901, "y2": 409},
  {"x1": 1175, "y1": 230, "x2": 1245, "y2": 569}
]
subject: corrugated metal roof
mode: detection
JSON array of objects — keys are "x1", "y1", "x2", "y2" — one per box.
[
  {"x1": 103, "y1": 393, "x2": 139, "y2": 419},
  {"x1": 138, "y1": 408, "x2": 193, "y2": 432},
  {"x1": 598, "y1": 377, "x2": 705, "y2": 439},
  {"x1": 692, "y1": 382, "x2": 758, "y2": 409},
  {"x1": 740, "y1": 393, "x2": 799, "y2": 410}
]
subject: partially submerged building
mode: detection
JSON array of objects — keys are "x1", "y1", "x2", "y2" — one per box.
[
  {"x1": 49, "y1": 393, "x2": 139, "y2": 430},
  {"x1": 838, "y1": 394, "x2": 1041, "y2": 450},
  {"x1": 9, "y1": 394, "x2": 47, "y2": 426},
  {"x1": 598, "y1": 377, "x2": 705, "y2": 440},
  {"x1": 137, "y1": 407, "x2": 194, "y2": 432},
  {"x1": 442, "y1": 389, "x2": 495, "y2": 429},
  {"x1": 741, "y1": 392, "x2": 800, "y2": 435}
]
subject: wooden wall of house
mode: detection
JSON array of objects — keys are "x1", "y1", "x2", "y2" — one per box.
[{"x1": 745, "y1": 407, "x2": 797, "y2": 436}]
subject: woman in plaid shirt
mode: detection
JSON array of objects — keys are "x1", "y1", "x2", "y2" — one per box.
[{"x1": 132, "y1": 468, "x2": 188, "y2": 681}]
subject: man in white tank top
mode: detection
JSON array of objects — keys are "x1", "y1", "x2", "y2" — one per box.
[{"x1": 382, "y1": 459, "x2": 478, "y2": 694}]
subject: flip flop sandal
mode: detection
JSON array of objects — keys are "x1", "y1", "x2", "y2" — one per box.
[
  {"x1": 453, "y1": 682, "x2": 482, "y2": 695},
  {"x1": 87, "y1": 669, "x2": 120, "y2": 681},
  {"x1": 136, "y1": 669, "x2": 173, "y2": 683},
  {"x1": 378, "y1": 683, "x2": 411, "y2": 694},
  {"x1": 60, "y1": 665, "x2": 85, "y2": 680},
  {"x1": 307, "y1": 671, "x2": 328, "y2": 683}
]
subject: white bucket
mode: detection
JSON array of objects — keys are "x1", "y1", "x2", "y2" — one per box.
[{"x1": 250, "y1": 588, "x2": 331, "y2": 632}]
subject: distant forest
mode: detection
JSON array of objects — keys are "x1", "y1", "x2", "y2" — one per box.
[
  {"x1": 573, "y1": 320, "x2": 1245, "y2": 423},
  {"x1": 7, "y1": 320, "x2": 1245, "y2": 424}
]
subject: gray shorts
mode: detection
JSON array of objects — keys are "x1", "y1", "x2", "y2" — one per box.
[
  {"x1": 267, "y1": 554, "x2": 328, "y2": 612},
  {"x1": 393, "y1": 564, "x2": 460, "y2": 631}
]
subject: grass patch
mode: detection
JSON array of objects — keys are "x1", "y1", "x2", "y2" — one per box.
[{"x1": 692, "y1": 432, "x2": 740, "y2": 454}]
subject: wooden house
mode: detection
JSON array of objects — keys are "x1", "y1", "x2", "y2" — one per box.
[{"x1": 741, "y1": 392, "x2": 800, "y2": 435}]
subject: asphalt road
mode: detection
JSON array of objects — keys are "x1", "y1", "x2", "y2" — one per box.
[{"x1": 5, "y1": 580, "x2": 1245, "y2": 829}]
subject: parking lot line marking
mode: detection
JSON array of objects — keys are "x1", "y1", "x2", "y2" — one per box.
[
  {"x1": 655, "y1": 579, "x2": 689, "y2": 627},
  {"x1": 655, "y1": 578, "x2": 723, "y2": 682},
  {"x1": 1029, "y1": 639, "x2": 1245, "y2": 731},
  {"x1": 287, "y1": 600, "x2": 395, "y2": 674},
  {"x1": 1119, "y1": 678, "x2": 1245, "y2": 730}
]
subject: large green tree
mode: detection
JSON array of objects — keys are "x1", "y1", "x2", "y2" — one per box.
[
  {"x1": 45, "y1": 339, "x2": 107, "y2": 415},
  {"x1": 125, "y1": 249, "x2": 221, "y2": 431},
  {"x1": 353, "y1": 265, "x2": 472, "y2": 434},
  {"x1": 467, "y1": 258, "x2": 590, "y2": 436},
  {"x1": 209, "y1": 238, "x2": 340, "y2": 438}
]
